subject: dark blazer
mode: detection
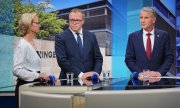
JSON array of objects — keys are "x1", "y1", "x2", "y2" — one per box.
[
  {"x1": 125, "y1": 28, "x2": 174, "y2": 76},
  {"x1": 55, "y1": 28, "x2": 103, "y2": 79}
]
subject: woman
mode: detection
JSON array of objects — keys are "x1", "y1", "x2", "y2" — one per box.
[{"x1": 13, "y1": 12, "x2": 49, "y2": 108}]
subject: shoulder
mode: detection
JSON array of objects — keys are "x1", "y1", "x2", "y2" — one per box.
[
  {"x1": 155, "y1": 28, "x2": 168, "y2": 35},
  {"x1": 83, "y1": 29, "x2": 95, "y2": 37},
  {"x1": 14, "y1": 38, "x2": 29, "y2": 54},
  {"x1": 129, "y1": 29, "x2": 142, "y2": 38},
  {"x1": 60, "y1": 29, "x2": 71, "y2": 36},
  {"x1": 83, "y1": 29, "x2": 91, "y2": 33},
  {"x1": 155, "y1": 28, "x2": 169, "y2": 40},
  {"x1": 16, "y1": 38, "x2": 29, "y2": 49},
  {"x1": 55, "y1": 28, "x2": 71, "y2": 40}
]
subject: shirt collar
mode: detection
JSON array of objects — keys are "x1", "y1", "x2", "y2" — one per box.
[
  {"x1": 69, "y1": 27, "x2": 83, "y2": 35},
  {"x1": 143, "y1": 28, "x2": 154, "y2": 35}
]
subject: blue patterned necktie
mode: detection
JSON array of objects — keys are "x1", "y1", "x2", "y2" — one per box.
[{"x1": 76, "y1": 32, "x2": 83, "y2": 55}]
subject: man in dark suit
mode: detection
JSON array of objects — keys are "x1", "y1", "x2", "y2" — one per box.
[
  {"x1": 55, "y1": 8, "x2": 103, "y2": 79},
  {"x1": 125, "y1": 7, "x2": 174, "y2": 77}
]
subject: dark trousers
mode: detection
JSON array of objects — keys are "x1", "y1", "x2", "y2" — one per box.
[{"x1": 15, "y1": 79, "x2": 39, "y2": 108}]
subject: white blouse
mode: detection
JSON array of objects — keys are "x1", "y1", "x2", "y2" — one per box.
[{"x1": 13, "y1": 38, "x2": 41, "y2": 81}]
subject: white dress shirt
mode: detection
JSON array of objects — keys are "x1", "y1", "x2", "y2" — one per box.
[
  {"x1": 143, "y1": 29, "x2": 155, "y2": 52},
  {"x1": 13, "y1": 38, "x2": 41, "y2": 81},
  {"x1": 69, "y1": 27, "x2": 83, "y2": 45}
]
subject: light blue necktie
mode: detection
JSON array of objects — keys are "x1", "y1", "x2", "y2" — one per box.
[{"x1": 76, "y1": 32, "x2": 83, "y2": 55}]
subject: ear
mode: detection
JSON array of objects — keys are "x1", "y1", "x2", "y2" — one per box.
[
  {"x1": 152, "y1": 17, "x2": 156, "y2": 24},
  {"x1": 82, "y1": 19, "x2": 85, "y2": 25}
]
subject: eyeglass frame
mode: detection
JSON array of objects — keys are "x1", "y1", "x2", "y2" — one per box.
[
  {"x1": 69, "y1": 19, "x2": 83, "y2": 24},
  {"x1": 32, "y1": 22, "x2": 41, "y2": 26}
]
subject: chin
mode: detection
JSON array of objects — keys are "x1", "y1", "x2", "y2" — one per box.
[
  {"x1": 142, "y1": 26, "x2": 147, "y2": 30},
  {"x1": 73, "y1": 29, "x2": 79, "y2": 32}
]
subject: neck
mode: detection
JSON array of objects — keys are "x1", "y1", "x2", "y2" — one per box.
[
  {"x1": 23, "y1": 32, "x2": 35, "y2": 42},
  {"x1": 69, "y1": 27, "x2": 82, "y2": 33},
  {"x1": 145, "y1": 26, "x2": 154, "y2": 33}
]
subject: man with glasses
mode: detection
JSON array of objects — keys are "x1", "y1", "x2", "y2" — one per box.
[{"x1": 55, "y1": 8, "x2": 103, "y2": 79}]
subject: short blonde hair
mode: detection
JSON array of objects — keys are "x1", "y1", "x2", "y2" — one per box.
[
  {"x1": 18, "y1": 12, "x2": 38, "y2": 36},
  {"x1": 69, "y1": 8, "x2": 85, "y2": 19}
]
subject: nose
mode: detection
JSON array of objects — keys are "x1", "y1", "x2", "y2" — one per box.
[
  {"x1": 140, "y1": 18, "x2": 145, "y2": 23},
  {"x1": 72, "y1": 21, "x2": 77, "y2": 25}
]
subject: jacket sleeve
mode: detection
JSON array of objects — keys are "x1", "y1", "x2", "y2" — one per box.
[
  {"x1": 157, "y1": 32, "x2": 174, "y2": 76},
  {"x1": 92, "y1": 34, "x2": 103, "y2": 75},
  {"x1": 13, "y1": 43, "x2": 39, "y2": 81},
  {"x1": 125, "y1": 34, "x2": 141, "y2": 73}
]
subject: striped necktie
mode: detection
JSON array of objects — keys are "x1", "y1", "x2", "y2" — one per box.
[{"x1": 76, "y1": 32, "x2": 83, "y2": 55}]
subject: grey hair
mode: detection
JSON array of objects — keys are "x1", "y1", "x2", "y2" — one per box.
[{"x1": 140, "y1": 7, "x2": 156, "y2": 17}]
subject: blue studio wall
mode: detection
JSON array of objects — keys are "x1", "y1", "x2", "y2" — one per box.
[
  {"x1": 0, "y1": 0, "x2": 14, "y2": 92},
  {"x1": 0, "y1": 0, "x2": 15, "y2": 108},
  {"x1": 111, "y1": 0, "x2": 128, "y2": 78},
  {"x1": 112, "y1": 0, "x2": 153, "y2": 77},
  {"x1": 112, "y1": 0, "x2": 176, "y2": 77}
]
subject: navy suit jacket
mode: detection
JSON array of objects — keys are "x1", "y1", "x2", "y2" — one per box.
[
  {"x1": 125, "y1": 28, "x2": 174, "y2": 76},
  {"x1": 55, "y1": 28, "x2": 103, "y2": 79}
]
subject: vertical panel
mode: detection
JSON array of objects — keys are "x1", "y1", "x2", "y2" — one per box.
[
  {"x1": 112, "y1": 0, "x2": 128, "y2": 77},
  {"x1": 0, "y1": 0, "x2": 14, "y2": 92}
]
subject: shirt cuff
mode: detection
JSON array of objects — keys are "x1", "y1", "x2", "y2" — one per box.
[
  {"x1": 35, "y1": 73, "x2": 39, "y2": 80},
  {"x1": 78, "y1": 72, "x2": 84, "y2": 79},
  {"x1": 78, "y1": 79, "x2": 83, "y2": 85}
]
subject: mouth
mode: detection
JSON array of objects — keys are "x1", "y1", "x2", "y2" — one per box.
[
  {"x1": 141, "y1": 24, "x2": 146, "y2": 26},
  {"x1": 72, "y1": 25, "x2": 78, "y2": 28}
]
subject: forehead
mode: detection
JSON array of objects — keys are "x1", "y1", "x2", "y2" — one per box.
[
  {"x1": 69, "y1": 12, "x2": 83, "y2": 19},
  {"x1": 140, "y1": 11, "x2": 154, "y2": 17}
]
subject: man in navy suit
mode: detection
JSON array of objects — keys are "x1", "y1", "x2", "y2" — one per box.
[
  {"x1": 125, "y1": 7, "x2": 174, "y2": 77},
  {"x1": 55, "y1": 8, "x2": 103, "y2": 79}
]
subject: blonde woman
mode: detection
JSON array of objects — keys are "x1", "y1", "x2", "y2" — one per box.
[{"x1": 13, "y1": 12, "x2": 49, "y2": 108}]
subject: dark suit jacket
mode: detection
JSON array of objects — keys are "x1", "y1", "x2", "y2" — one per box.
[
  {"x1": 55, "y1": 28, "x2": 103, "y2": 79},
  {"x1": 125, "y1": 28, "x2": 174, "y2": 76}
]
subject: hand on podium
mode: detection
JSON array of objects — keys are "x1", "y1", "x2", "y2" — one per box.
[
  {"x1": 82, "y1": 71, "x2": 99, "y2": 80},
  {"x1": 138, "y1": 71, "x2": 161, "y2": 83}
]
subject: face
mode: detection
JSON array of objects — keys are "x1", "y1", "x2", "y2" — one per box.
[
  {"x1": 30, "y1": 16, "x2": 40, "y2": 34},
  {"x1": 140, "y1": 11, "x2": 156, "y2": 32},
  {"x1": 69, "y1": 12, "x2": 84, "y2": 32}
]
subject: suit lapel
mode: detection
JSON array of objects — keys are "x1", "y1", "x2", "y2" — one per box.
[
  {"x1": 82, "y1": 30, "x2": 88, "y2": 58},
  {"x1": 67, "y1": 28, "x2": 83, "y2": 57},
  {"x1": 138, "y1": 29, "x2": 148, "y2": 60},
  {"x1": 151, "y1": 29, "x2": 160, "y2": 60}
]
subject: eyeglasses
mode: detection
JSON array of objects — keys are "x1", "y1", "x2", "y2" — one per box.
[
  {"x1": 32, "y1": 22, "x2": 40, "y2": 25},
  {"x1": 69, "y1": 19, "x2": 83, "y2": 24}
]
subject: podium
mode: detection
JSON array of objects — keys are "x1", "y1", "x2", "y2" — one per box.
[{"x1": 19, "y1": 78, "x2": 180, "y2": 108}]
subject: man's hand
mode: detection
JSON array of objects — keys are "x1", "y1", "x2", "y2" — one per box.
[
  {"x1": 150, "y1": 71, "x2": 161, "y2": 77},
  {"x1": 138, "y1": 71, "x2": 161, "y2": 83},
  {"x1": 81, "y1": 78, "x2": 93, "y2": 86},
  {"x1": 81, "y1": 71, "x2": 99, "y2": 79}
]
